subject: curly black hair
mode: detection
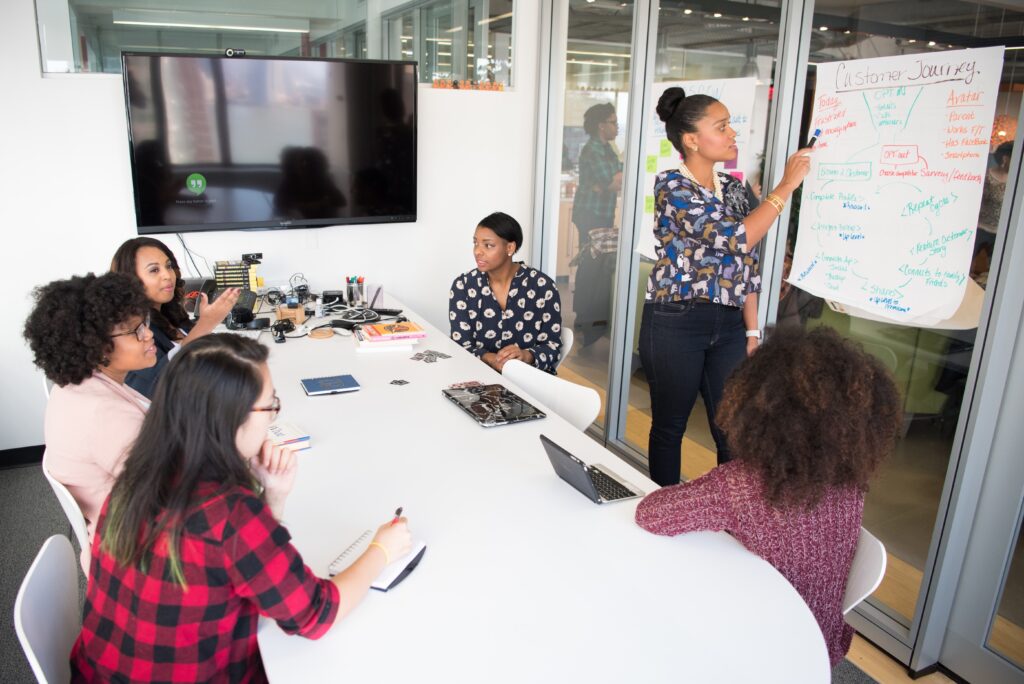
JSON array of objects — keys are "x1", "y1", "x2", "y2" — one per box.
[
  {"x1": 110, "y1": 237, "x2": 190, "y2": 341},
  {"x1": 716, "y1": 326, "x2": 902, "y2": 508},
  {"x1": 24, "y1": 273, "x2": 151, "y2": 387}
]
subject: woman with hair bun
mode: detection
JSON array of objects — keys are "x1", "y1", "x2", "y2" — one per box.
[
  {"x1": 449, "y1": 211, "x2": 563, "y2": 373},
  {"x1": 640, "y1": 86, "x2": 812, "y2": 485}
]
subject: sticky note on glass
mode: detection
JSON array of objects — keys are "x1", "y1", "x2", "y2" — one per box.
[
  {"x1": 659, "y1": 140, "x2": 672, "y2": 157},
  {"x1": 645, "y1": 195, "x2": 655, "y2": 213},
  {"x1": 646, "y1": 155, "x2": 657, "y2": 172}
]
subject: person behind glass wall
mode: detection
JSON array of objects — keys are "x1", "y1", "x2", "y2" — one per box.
[
  {"x1": 111, "y1": 237, "x2": 240, "y2": 398},
  {"x1": 23, "y1": 273, "x2": 156, "y2": 571},
  {"x1": 636, "y1": 327, "x2": 902, "y2": 666},
  {"x1": 973, "y1": 140, "x2": 1014, "y2": 286},
  {"x1": 639, "y1": 87, "x2": 812, "y2": 486},
  {"x1": 449, "y1": 212, "x2": 563, "y2": 373},
  {"x1": 571, "y1": 102, "x2": 622, "y2": 347},
  {"x1": 71, "y1": 334, "x2": 412, "y2": 681}
]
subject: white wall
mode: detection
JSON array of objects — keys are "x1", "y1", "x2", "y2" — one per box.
[{"x1": 0, "y1": 0, "x2": 541, "y2": 450}]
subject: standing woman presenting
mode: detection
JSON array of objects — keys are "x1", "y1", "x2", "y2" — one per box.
[{"x1": 640, "y1": 87, "x2": 811, "y2": 486}]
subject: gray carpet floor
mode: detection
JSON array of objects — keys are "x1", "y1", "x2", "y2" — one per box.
[
  {"x1": 1, "y1": 464, "x2": 86, "y2": 683},
  {"x1": 0, "y1": 463, "x2": 878, "y2": 683}
]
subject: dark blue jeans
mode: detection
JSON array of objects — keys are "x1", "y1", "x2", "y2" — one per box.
[{"x1": 639, "y1": 300, "x2": 747, "y2": 486}]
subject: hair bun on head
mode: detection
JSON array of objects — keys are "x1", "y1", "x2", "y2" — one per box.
[{"x1": 656, "y1": 87, "x2": 687, "y2": 123}]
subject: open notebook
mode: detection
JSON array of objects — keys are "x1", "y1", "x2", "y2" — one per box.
[{"x1": 328, "y1": 530, "x2": 427, "y2": 592}]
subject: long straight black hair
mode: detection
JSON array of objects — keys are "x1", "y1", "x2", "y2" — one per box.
[{"x1": 102, "y1": 333, "x2": 268, "y2": 586}]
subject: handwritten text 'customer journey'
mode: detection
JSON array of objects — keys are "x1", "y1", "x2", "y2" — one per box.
[{"x1": 789, "y1": 46, "x2": 1003, "y2": 324}]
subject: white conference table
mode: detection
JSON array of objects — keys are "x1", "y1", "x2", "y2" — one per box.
[{"x1": 254, "y1": 301, "x2": 831, "y2": 683}]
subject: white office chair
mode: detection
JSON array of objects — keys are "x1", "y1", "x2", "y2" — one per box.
[
  {"x1": 41, "y1": 466, "x2": 91, "y2": 573},
  {"x1": 502, "y1": 359, "x2": 600, "y2": 431},
  {"x1": 556, "y1": 327, "x2": 574, "y2": 369},
  {"x1": 41, "y1": 376, "x2": 54, "y2": 400},
  {"x1": 842, "y1": 527, "x2": 887, "y2": 615},
  {"x1": 14, "y1": 535, "x2": 81, "y2": 684}
]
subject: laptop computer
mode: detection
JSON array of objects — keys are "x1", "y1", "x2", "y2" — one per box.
[
  {"x1": 540, "y1": 434, "x2": 644, "y2": 504},
  {"x1": 441, "y1": 384, "x2": 546, "y2": 427}
]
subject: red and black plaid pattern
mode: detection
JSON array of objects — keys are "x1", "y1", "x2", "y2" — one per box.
[{"x1": 71, "y1": 484, "x2": 339, "y2": 683}]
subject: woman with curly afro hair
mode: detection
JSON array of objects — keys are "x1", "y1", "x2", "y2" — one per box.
[
  {"x1": 111, "y1": 237, "x2": 240, "y2": 398},
  {"x1": 635, "y1": 326, "x2": 902, "y2": 666},
  {"x1": 24, "y1": 272, "x2": 157, "y2": 570}
]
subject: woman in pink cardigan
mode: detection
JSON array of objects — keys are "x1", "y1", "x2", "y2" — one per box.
[
  {"x1": 24, "y1": 273, "x2": 157, "y2": 563},
  {"x1": 635, "y1": 326, "x2": 902, "y2": 665}
]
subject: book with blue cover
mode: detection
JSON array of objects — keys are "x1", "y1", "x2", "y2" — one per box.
[{"x1": 300, "y1": 374, "x2": 360, "y2": 396}]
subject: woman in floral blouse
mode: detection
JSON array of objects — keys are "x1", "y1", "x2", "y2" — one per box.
[
  {"x1": 449, "y1": 212, "x2": 563, "y2": 373},
  {"x1": 640, "y1": 87, "x2": 812, "y2": 485}
]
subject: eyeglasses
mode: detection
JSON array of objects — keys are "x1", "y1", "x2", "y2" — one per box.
[
  {"x1": 111, "y1": 314, "x2": 151, "y2": 342},
  {"x1": 252, "y1": 395, "x2": 281, "y2": 419}
]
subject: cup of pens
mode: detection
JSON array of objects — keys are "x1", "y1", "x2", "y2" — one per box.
[{"x1": 346, "y1": 277, "x2": 366, "y2": 307}]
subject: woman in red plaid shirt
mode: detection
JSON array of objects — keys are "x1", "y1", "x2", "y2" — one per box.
[{"x1": 71, "y1": 334, "x2": 411, "y2": 683}]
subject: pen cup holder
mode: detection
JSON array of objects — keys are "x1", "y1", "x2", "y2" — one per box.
[{"x1": 346, "y1": 282, "x2": 367, "y2": 307}]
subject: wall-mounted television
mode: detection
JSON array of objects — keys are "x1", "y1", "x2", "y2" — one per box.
[{"x1": 122, "y1": 52, "x2": 417, "y2": 235}]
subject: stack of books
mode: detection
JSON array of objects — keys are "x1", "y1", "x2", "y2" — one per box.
[{"x1": 354, "y1": 321, "x2": 427, "y2": 352}]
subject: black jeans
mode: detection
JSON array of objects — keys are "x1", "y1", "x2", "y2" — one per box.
[{"x1": 639, "y1": 300, "x2": 747, "y2": 486}]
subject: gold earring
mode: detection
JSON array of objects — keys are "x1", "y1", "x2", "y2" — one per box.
[{"x1": 691, "y1": 146, "x2": 699, "y2": 153}]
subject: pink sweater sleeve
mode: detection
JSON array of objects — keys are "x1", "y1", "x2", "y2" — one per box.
[{"x1": 635, "y1": 463, "x2": 734, "y2": 536}]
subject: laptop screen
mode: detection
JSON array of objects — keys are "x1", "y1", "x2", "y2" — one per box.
[{"x1": 539, "y1": 435, "x2": 600, "y2": 502}]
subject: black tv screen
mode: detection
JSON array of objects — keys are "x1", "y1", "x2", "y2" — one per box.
[{"x1": 122, "y1": 53, "x2": 417, "y2": 234}]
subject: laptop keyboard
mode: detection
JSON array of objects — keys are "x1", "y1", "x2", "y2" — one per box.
[{"x1": 588, "y1": 467, "x2": 636, "y2": 501}]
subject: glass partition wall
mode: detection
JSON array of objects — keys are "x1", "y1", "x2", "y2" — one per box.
[
  {"x1": 546, "y1": 0, "x2": 636, "y2": 438},
  {"x1": 537, "y1": 0, "x2": 1024, "y2": 676},
  {"x1": 36, "y1": 0, "x2": 514, "y2": 83}
]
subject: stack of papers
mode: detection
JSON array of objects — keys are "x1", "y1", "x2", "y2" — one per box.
[{"x1": 267, "y1": 420, "x2": 311, "y2": 451}]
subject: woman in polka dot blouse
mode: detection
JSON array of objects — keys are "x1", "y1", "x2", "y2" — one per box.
[{"x1": 449, "y1": 212, "x2": 563, "y2": 374}]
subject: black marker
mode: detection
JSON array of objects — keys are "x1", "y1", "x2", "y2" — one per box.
[{"x1": 807, "y1": 128, "x2": 822, "y2": 148}]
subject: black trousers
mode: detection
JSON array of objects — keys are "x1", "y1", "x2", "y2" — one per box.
[{"x1": 638, "y1": 300, "x2": 747, "y2": 486}]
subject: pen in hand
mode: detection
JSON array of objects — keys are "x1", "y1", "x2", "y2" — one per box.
[{"x1": 391, "y1": 507, "x2": 403, "y2": 526}]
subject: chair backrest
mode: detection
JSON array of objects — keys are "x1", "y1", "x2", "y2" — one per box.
[
  {"x1": 502, "y1": 360, "x2": 600, "y2": 432},
  {"x1": 42, "y1": 376, "x2": 54, "y2": 400},
  {"x1": 14, "y1": 535, "x2": 81, "y2": 684},
  {"x1": 842, "y1": 526, "x2": 887, "y2": 615},
  {"x1": 41, "y1": 466, "x2": 91, "y2": 571},
  {"x1": 557, "y1": 327, "x2": 574, "y2": 369}
]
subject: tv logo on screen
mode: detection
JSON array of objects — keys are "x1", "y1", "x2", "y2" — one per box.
[{"x1": 186, "y1": 173, "x2": 207, "y2": 195}]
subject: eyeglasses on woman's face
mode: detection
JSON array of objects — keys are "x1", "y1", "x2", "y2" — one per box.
[
  {"x1": 111, "y1": 314, "x2": 151, "y2": 342},
  {"x1": 251, "y1": 394, "x2": 281, "y2": 419}
]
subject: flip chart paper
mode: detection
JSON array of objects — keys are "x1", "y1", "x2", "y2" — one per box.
[{"x1": 790, "y1": 47, "x2": 1004, "y2": 324}]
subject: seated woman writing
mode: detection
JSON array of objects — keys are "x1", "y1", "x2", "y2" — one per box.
[
  {"x1": 71, "y1": 334, "x2": 411, "y2": 682},
  {"x1": 635, "y1": 326, "x2": 902, "y2": 666},
  {"x1": 449, "y1": 212, "x2": 563, "y2": 373},
  {"x1": 23, "y1": 273, "x2": 156, "y2": 570},
  {"x1": 110, "y1": 236, "x2": 240, "y2": 398}
]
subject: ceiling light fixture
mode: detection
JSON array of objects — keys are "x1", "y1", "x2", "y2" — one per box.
[{"x1": 112, "y1": 9, "x2": 308, "y2": 33}]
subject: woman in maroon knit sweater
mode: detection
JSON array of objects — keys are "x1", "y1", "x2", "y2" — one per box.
[{"x1": 635, "y1": 326, "x2": 901, "y2": 665}]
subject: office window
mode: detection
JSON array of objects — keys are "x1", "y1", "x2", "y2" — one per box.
[
  {"x1": 384, "y1": 0, "x2": 514, "y2": 86},
  {"x1": 36, "y1": 0, "x2": 370, "y2": 73}
]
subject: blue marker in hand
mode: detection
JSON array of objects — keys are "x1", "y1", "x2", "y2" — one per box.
[{"x1": 807, "y1": 128, "x2": 822, "y2": 148}]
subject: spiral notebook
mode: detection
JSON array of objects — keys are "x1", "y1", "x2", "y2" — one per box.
[{"x1": 328, "y1": 530, "x2": 427, "y2": 592}]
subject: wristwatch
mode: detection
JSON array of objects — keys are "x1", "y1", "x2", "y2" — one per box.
[{"x1": 745, "y1": 329, "x2": 762, "y2": 339}]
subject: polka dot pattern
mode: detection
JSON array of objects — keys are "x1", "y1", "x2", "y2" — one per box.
[{"x1": 448, "y1": 265, "x2": 563, "y2": 373}]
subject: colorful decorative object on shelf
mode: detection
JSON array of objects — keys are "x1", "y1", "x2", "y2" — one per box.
[{"x1": 432, "y1": 78, "x2": 505, "y2": 91}]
